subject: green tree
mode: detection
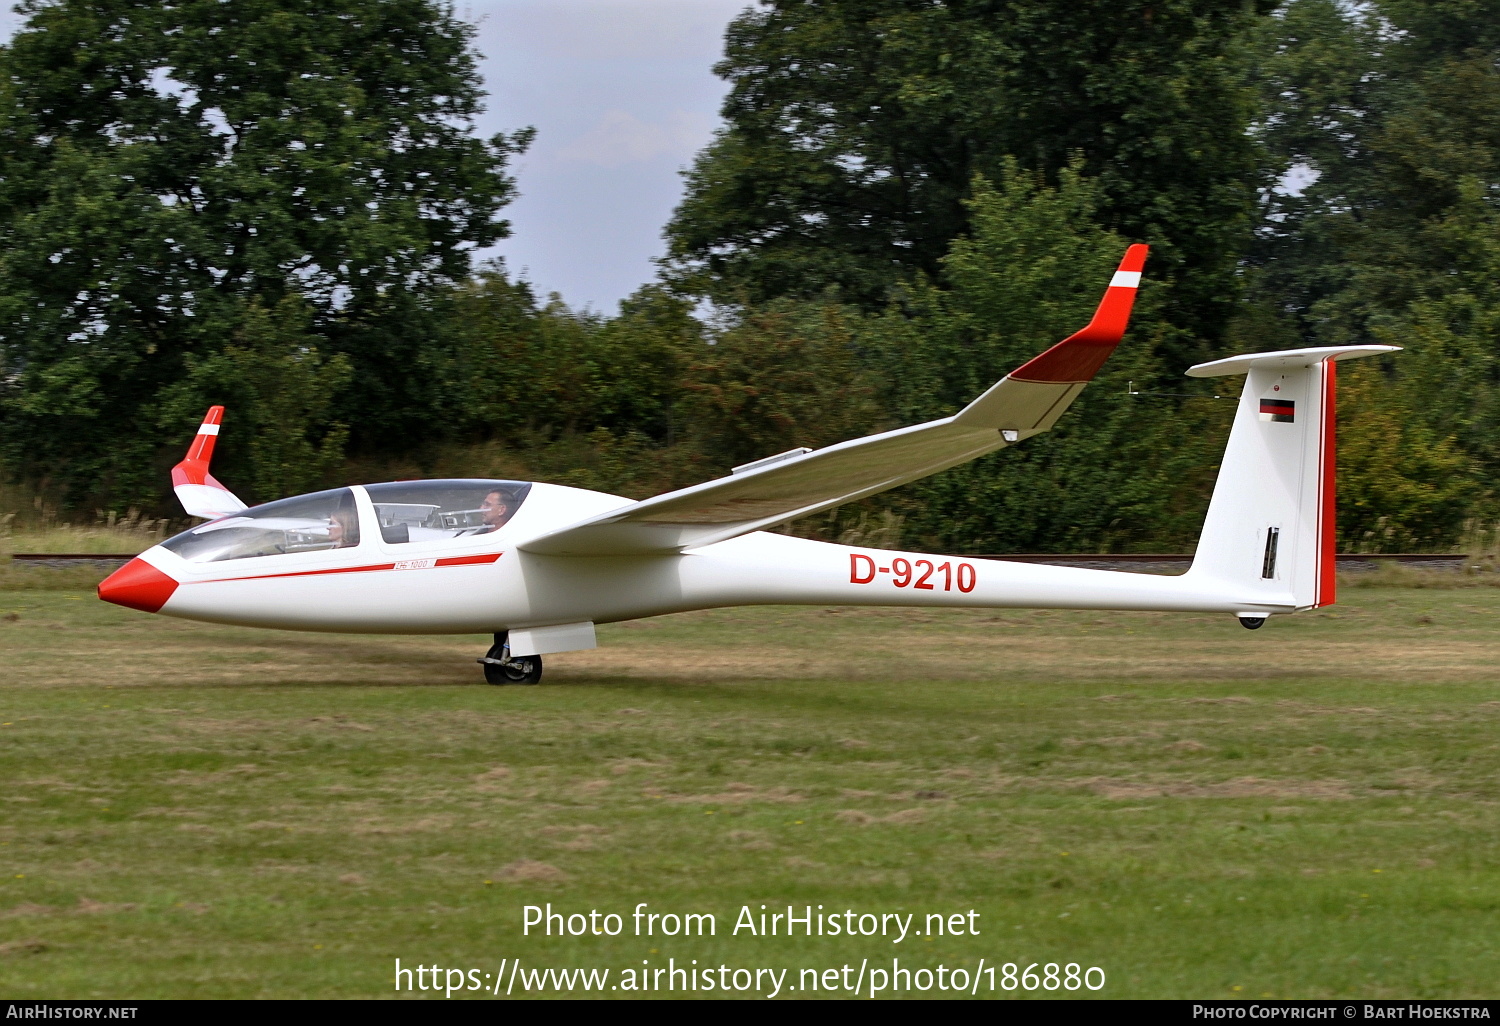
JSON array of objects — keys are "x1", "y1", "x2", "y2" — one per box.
[
  {"x1": 452, "y1": 272, "x2": 704, "y2": 446},
  {"x1": 0, "y1": 0, "x2": 531, "y2": 507},
  {"x1": 439, "y1": 270, "x2": 708, "y2": 495},
  {"x1": 1249, "y1": 0, "x2": 1500, "y2": 545},
  {"x1": 665, "y1": 0, "x2": 1273, "y2": 367},
  {"x1": 870, "y1": 167, "x2": 1230, "y2": 553},
  {"x1": 158, "y1": 298, "x2": 351, "y2": 504},
  {"x1": 687, "y1": 166, "x2": 1233, "y2": 554},
  {"x1": 1335, "y1": 363, "x2": 1474, "y2": 551},
  {"x1": 681, "y1": 298, "x2": 881, "y2": 471}
]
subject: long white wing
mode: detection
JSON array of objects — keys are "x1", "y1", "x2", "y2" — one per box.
[{"x1": 521, "y1": 245, "x2": 1149, "y2": 557}]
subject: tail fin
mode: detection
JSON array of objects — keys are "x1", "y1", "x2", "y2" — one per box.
[
  {"x1": 1184, "y1": 345, "x2": 1398, "y2": 610},
  {"x1": 170, "y1": 406, "x2": 248, "y2": 520}
]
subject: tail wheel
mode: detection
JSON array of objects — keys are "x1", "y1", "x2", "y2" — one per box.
[{"x1": 480, "y1": 634, "x2": 543, "y2": 685}]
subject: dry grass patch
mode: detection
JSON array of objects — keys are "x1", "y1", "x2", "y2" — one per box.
[
  {"x1": 835, "y1": 808, "x2": 927, "y2": 826},
  {"x1": 1080, "y1": 776, "x2": 1355, "y2": 800},
  {"x1": 0, "y1": 940, "x2": 49, "y2": 958},
  {"x1": 494, "y1": 859, "x2": 568, "y2": 883}
]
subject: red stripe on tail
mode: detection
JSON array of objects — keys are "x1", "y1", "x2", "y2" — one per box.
[{"x1": 1316, "y1": 361, "x2": 1338, "y2": 607}]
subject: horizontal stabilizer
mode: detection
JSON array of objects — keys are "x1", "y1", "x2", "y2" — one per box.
[
  {"x1": 171, "y1": 406, "x2": 248, "y2": 520},
  {"x1": 520, "y1": 246, "x2": 1148, "y2": 557},
  {"x1": 1187, "y1": 345, "x2": 1399, "y2": 378}
]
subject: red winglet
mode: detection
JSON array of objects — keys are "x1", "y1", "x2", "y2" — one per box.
[
  {"x1": 171, "y1": 406, "x2": 247, "y2": 518},
  {"x1": 186, "y1": 405, "x2": 223, "y2": 463},
  {"x1": 1008, "y1": 244, "x2": 1149, "y2": 383},
  {"x1": 172, "y1": 405, "x2": 226, "y2": 489}
]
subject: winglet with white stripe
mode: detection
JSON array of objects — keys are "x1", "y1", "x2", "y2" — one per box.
[
  {"x1": 170, "y1": 406, "x2": 248, "y2": 520},
  {"x1": 1000, "y1": 243, "x2": 1146, "y2": 385},
  {"x1": 953, "y1": 243, "x2": 1147, "y2": 433}
]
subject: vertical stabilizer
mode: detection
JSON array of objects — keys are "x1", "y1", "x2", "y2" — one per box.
[{"x1": 1183, "y1": 346, "x2": 1398, "y2": 610}]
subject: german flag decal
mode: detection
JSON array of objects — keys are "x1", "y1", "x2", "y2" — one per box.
[{"x1": 1259, "y1": 397, "x2": 1295, "y2": 423}]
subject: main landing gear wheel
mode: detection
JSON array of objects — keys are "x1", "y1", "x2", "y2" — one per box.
[
  {"x1": 478, "y1": 632, "x2": 543, "y2": 685},
  {"x1": 1237, "y1": 616, "x2": 1266, "y2": 630}
]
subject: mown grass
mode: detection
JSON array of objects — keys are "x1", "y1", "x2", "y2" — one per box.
[{"x1": 0, "y1": 584, "x2": 1497, "y2": 999}]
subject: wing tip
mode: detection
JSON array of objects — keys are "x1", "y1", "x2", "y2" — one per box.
[
  {"x1": 1006, "y1": 244, "x2": 1148, "y2": 384},
  {"x1": 1118, "y1": 243, "x2": 1149, "y2": 274},
  {"x1": 176, "y1": 405, "x2": 246, "y2": 517}
]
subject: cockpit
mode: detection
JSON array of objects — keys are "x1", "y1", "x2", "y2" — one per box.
[
  {"x1": 364, "y1": 480, "x2": 530, "y2": 544},
  {"x1": 160, "y1": 480, "x2": 533, "y2": 564}
]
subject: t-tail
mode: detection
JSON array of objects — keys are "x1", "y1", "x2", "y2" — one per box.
[{"x1": 1181, "y1": 345, "x2": 1399, "y2": 622}]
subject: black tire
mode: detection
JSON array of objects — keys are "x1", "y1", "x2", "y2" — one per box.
[
  {"x1": 481, "y1": 634, "x2": 543, "y2": 685},
  {"x1": 484, "y1": 654, "x2": 542, "y2": 685}
]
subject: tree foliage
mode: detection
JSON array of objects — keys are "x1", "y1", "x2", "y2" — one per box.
[
  {"x1": 856, "y1": 167, "x2": 1233, "y2": 552},
  {"x1": 157, "y1": 297, "x2": 351, "y2": 504},
  {"x1": 1249, "y1": 0, "x2": 1500, "y2": 545},
  {"x1": 681, "y1": 300, "x2": 880, "y2": 470},
  {"x1": 3, "y1": 0, "x2": 1493, "y2": 556},
  {"x1": 0, "y1": 0, "x2": 530, "y2": 503},
  {"x1": 665, "y1": 0, "x2": 1274, "y2": 366},
  {"x1": 450, "y1": 274, "x2": 703, "y2": 447}
]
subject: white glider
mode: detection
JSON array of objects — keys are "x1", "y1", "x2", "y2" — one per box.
[{"x1": 99, "y1": 245, "x2": 1398, "y2": 683}]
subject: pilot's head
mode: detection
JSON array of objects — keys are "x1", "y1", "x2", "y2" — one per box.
[
  {"x1": 328, "y1": 508, "x2": 357, "y2": 547},
  {"x1": 480, "y1": 490, "x2": 512, "y2": 530}
]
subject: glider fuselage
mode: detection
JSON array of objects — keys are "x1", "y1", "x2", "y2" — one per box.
[
  {"x1": 114, "y1": 481, "x2": 1289, "y2": 635},
  {"x1": 96, "y1": 239, "x2": 1402, "y2": 680}
]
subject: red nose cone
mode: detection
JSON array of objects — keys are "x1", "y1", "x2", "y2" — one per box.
[{"x1": 98, "y1": 558, "x2": 178, "y2": 613}]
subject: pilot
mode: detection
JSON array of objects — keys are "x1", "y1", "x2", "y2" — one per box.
[
  {"x1": 479, "y1": 490, "x2": 515, "y2": 532},
  {"x1": 327, "y1": 508, "x2": 358, "y2": 548}
]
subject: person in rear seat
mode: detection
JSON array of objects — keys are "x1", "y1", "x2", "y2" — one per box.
[{"x1": 457, "y1": 489, "x2": 514, "y2": 535}]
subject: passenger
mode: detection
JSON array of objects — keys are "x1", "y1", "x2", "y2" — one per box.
[{"x1": 327, "y1": 508, "x2": 358, "y2": 548}]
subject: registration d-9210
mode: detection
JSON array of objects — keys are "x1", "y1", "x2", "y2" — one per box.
[{"x1": 849, "y1": 553, "x2": 977, "y2": 593}]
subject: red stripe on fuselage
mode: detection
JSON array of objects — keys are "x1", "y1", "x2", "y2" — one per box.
[
  {"x1": 186, "y1": 551, "x2": 503, "y2": 585},
  {"x1": 430, "y1": 553, "x2": 504, "y2": 568}
]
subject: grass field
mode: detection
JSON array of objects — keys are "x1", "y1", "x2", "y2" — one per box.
[{"x1": 1, "y1": 573, "x2": 1498, "y2": 999}]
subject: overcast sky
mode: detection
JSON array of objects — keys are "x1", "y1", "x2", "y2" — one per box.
[
  {"x1": 0, "y1": 0, "x2": 749, "y2": 313},
  {"x1": 463, "y1": 0, "x2": 747, "y2": 311}
]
